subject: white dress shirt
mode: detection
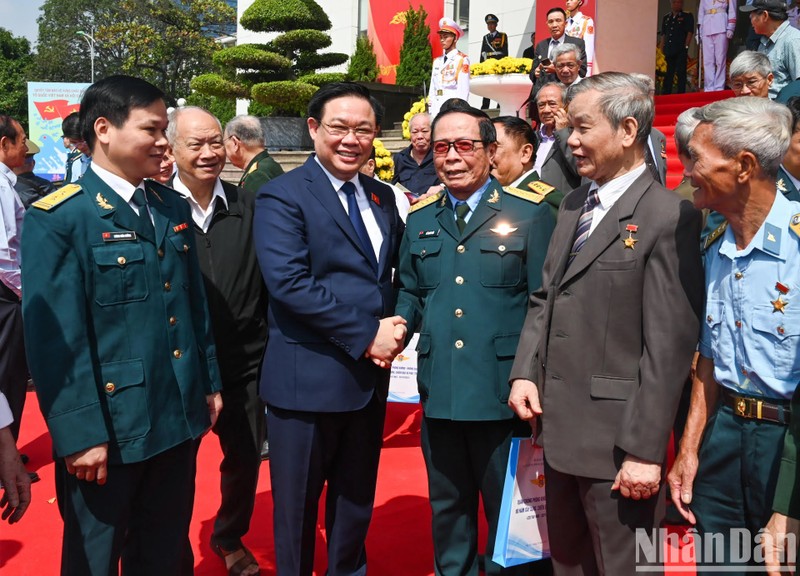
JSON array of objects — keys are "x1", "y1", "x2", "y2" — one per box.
[
  {"x1": 172, "y1": 175, "x2": 228, "y2": 233},
  {"x1": 315, "y1": 157, "x2": 383, "y2": 262},
  {"x1": 0, "y1": 392, "x2": 12, "y2": 428},
  {"x1": 588, "y1": 163, "x2": 647, "y2": 236},
  {"x1": 0, "y1": 162, "x2": 24, "y2": 297}
]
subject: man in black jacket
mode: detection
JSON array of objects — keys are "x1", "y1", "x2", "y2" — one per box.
[
  {"x1": 12, "y1": 141, "x2": 55, "y2": 209},
  {"x1": 527, "y1": 7, "x2": 586, "y2": 118},
  {"x1": 392, "y1": 112, "x2": 441, "y2": 198},
  {"x1": 167, "y1": 106, "x2": 267, "y2": 576}
]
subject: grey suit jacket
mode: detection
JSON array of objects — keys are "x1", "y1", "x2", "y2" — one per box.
[
  {"x1": 537, "y1": 127, "x2": 581, "y2": 195},
  {"x1": 510, "y1": 171, "x2": 704, "y2": 480}
]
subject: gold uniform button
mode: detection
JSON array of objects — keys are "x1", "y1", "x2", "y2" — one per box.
[
  {"x1": 455, "y1": 276, "x2": 464, "y2": 285},
  {"x1": 454, "y1": 340, "x2": 464, "y2": 349},
  {"x1": 164, "y1": 281, "x2": 172, "y2": 291},
  {"x1": 735, "y1": 320, "x2": 742, "y2": 328},
  {"x1": 117, "y1": 256, "x2": 127, "y2": 265},
  {"x1": 420, "y1": 249, "x2": 427, "y2": 256},
  {"x1": 706, "y1": 315, "x2": 713, "y2": 322},
  {"x1": 741, "y1": 367, "x2": 748, "y2": 375},
  {"x1": 169, "y1": 316, "x2": 177, "y2": 326},
  {"x1": 173, "y1": 349, "x2": 182, "y2": 359},
  {"x1": 158, "y1": 248, "x2": 165, "y2": 258},
  {"x1": 778, "y1": 326, "x2": 786, "y2": 335},
  {"x1": 105, "y1": 382, "x2": 115, "y2": 393},
  {"x1": 457, "y1": 245, "x2": 465, "y2": 254},
  {"x1": 455, "y1": 308, "x2": 463, "y2": 318},
  {"x1": 734, "y1": 272, "x2": 743, "y2": 280},
  {"x1": 183, "y1": 244, "x2": 189, "y2": 253},
  {"x1": 498, "y1": 245, "x2": 506, "y2": 252}
]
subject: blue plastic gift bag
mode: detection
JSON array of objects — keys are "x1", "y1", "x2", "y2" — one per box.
[{"x1": 492, "y1": 436, "x2": 550, "y2": 567}]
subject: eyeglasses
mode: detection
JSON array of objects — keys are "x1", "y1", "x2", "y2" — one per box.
[
  {"x1": 555, "y1": 62, "x2": 578, "y2": 70},
  {"x1": 432, "y1": 139, "x2": 485, "y2": 156},
  {"x1": 319, "y1": 121, "x2": 376, "y2": 140},
  {"x1": 731, "y1": 76, "x2": 767, "y2": 91}
]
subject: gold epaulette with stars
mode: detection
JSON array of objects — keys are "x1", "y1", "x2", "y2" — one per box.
[
  {"x1": 31, "y1": 183, "x2": 83, "y2": 211},
  {"x1": 504, "y1": 180, "x2": 556, "y2": 205},
  {"x1": 408, "y1": 191, "x2": 444, "y2": 214},
  {"x1": 702, "y1": 219, "x2": 728, "y2": 252},
  {"x1": 790, "y1": 213, "x2": 800, "y2": 238}
]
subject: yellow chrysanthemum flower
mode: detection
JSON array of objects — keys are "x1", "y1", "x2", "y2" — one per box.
[{"x1": 470, "y1": 57, "x2": 533, "y2": 77}]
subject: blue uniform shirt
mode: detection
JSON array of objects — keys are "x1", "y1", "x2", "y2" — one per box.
[
  {"x1": 446, "y1": 177, "x2": 490, "y2": 224},
  {"x1": 700, "y1": 192, "x2": 800, "y2": 399}
]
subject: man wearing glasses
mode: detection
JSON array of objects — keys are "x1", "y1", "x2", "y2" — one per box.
[
  {"x1": 729, "y1": 50, "x2": 774, "y2": 97},
  {"x1": 254, "y1": 82, "x2": 406, "y2": 575},
  {"x1": 741, "y1": 0, "x2": 800, "y2": 98},
  {"x1": 396, "y1": 98, "x2": 556, "y2": 575}
]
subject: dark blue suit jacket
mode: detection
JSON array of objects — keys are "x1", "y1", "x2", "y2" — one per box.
[{"x1": 254, "y1": 156, "x2": 404, "y2": 412}]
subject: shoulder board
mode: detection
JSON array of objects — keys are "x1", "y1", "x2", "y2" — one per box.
[
  {"x1": 790, "y1": 213, "x2": 800, "y2": 239},
  {"x1": 504, "y1": 186, "x2": 546, "y2": 205},
  {"x1": 31, "y1": 184, "x2": 82, "y2": 211},
  {"x1": 408, "y1": 191, "x2": 444, "y2": 214},
  {"x1": 702, "y1": 220, "x2": 728, "y2": 252},
  {"x1": 527, "y1": 180, "x2": 556, "y2": 197}
]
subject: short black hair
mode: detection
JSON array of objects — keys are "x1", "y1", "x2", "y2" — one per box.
[
  {"x1": 61, "y1": 112, "x2": 82, "y2": 140},
  {"x1": 431, "y1": 99, "x2": 497, "y2": 144},
  {"x1": 547, "y1": 7, "x2": 567, "y2": 19},
  {"x1": 0, "y1": 115, "x2": 20, "y2": 143},
  {"x1": 786, "y1": 96, "x2": 800, "y2": 133},
  {"x1": 493, "y1": 115, "x2": 537, "y2": 156},
  {"x1": 307, "y1": 82, "x2": 377, "y2": 125},
  {"x1": 79, "y1": 75, "x2": 165, "y2": 151}
]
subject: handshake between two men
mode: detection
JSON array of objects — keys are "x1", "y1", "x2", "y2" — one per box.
[{"x1": 365, "y1": 316, "x2": 408, "y2": 369}]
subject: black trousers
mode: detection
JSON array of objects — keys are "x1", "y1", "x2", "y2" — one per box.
[
  {"x1": 0, "y1": 281, "x2": 27, "y2": 440},
  {"x1": 56, "y1": 440, "x2": 196, "y2": 576},
  {"x1": 662, "y1": 49, "x2": 689, "y2": 95},
  {"x1": 211, "y1": 377, "x2": 265, "y2": 550},
  {"x1": 267, "y1": 393, "x2": 386, "y2": 576}
]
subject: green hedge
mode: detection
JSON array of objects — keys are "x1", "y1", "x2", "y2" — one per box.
[
  {"x1": 252, "y1": 80, "x2": 319, "y2": 115},
  {"x1": 212, "y1": 45, "x2": 292, "y2": 71},
  {"x1": 190, "y1": 74, "x2": 250, "y2": 99},
  {"x1": 270, "y1": 30, "x2": 332, "y2": 53},
  {"x1": 241, "y1": 0, "x2": 330, "y2": 33},
  {"x1": 297, "y1": 72, "x2": 347, "y2": 86}
]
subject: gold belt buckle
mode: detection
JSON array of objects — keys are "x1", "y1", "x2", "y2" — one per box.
[
  {"x1": 708, "y1": 8, "x2": 717, "y2": 14},
  {"x1": 736, "y1": 397, "x2": 748, "y2": 418}
]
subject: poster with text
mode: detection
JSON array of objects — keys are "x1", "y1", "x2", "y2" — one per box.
[
  {"x1": 27, "y1": 82, "x2": 91, "y2": 182},
  {"x1": 389, "y1": 332, "x2": 420, "y2": 403}
]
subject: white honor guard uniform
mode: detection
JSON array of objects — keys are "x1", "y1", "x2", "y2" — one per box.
[
  {"x1": 698, "y1": 0, "x2": 737, "y2": 91},
  {"x1": 428, "y1": 18, "x2": 470, "y2": 118},
  {"x1": 566, "y1": 8, "x2": 596, "y2": 75}
]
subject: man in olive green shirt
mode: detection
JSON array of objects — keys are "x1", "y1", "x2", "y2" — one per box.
[{"x1": 224, "y1": 115, "x2": 284, "y2": 193}]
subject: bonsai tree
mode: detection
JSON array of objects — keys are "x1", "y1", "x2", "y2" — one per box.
[
  {"x1": 346, "y1": 34, "x2": 379, "y2": 83},
  {"x1": 191, "y1": 0, "x2": 348, "y2": 116},
  {"x1": 395, "y1": 4, "x2": 432, "y2": 88}
]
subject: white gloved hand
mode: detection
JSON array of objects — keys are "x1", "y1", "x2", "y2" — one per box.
[{"x1": 726, "y1": 30, "x2": 734, "y2": 40}]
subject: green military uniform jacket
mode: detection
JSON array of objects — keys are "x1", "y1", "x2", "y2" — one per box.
[
  {"x1": 238, "y1": 149, "x2": 284, "y2": 194},
  {"x1": 514, "y1": 168, "x2": 563, "y2": 220},
  {"x1": 21, "y1": 168, "x2": 221, "y2": 464},
  {"x1": 396, "y1": 178, "x2": 556, "y2": 420},
  {"x1": 777, "y1": 166, "x2": 800, "y2": 203}
]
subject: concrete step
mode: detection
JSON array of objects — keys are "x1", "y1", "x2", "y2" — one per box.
[{"x1": 381, "y1": 128, "x2": 404, "y2": 139}]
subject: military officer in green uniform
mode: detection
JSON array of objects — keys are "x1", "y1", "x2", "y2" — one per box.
[
  {"x1": 491, "y1": 115, "x2": 563, "y2": 220},
  {"x1": 21, "y1": 75, "x2": 222, "y2": 575},
  {"x1": 224, "y1": 115, "x2": 284, "y2": 194},
  {"x1": 396, "y1": 99, "x2": 556, "y2": 575}
]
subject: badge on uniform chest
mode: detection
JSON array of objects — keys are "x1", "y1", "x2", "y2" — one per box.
[
  {"x1": 419, "y1": 229, "x2": 440, "y2": 238},
  {"x1": 102, "y1": 231, "x2": 137, "y2": 242}
]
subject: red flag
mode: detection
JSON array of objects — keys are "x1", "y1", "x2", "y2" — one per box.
[
  {"x1": 55, "y1": 102, "x2": 81, "y2": 119},
  {"x1": 34, "y1": 99, "x2": 69, "y2": 121}
]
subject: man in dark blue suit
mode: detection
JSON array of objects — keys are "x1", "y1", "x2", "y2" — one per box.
[{"x1": 254, "y1": 82, "x2": 406, "y2": 576}]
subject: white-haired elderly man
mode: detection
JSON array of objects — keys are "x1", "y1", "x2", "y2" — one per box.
[
  {"x1": 223, "y1": 114, "x2": 284, "y2": 194},
  {"x1": 167, "y1": 106, "x2": 268, "y2": 576},
  {"x1": 551, "y1": 43, "x2": 583, "y2": 88},
  {"x1": 729, "y1": 50, "x2": 774, "y2": 97},
  {"x1": 509, "y1": 72, "x2": 704, "y2": 575},
  {"x1": 668, "y1": 97, "x2": 800, "y2": 573}
]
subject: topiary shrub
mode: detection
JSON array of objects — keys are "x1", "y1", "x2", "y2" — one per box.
[{"x1": 191, "y1": 0, "x2": 348, "y2": 117}]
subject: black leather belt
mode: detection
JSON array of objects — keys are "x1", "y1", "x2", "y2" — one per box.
[{"x1": 721, "y1": 387, "x2": 791, "y2": 425}]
